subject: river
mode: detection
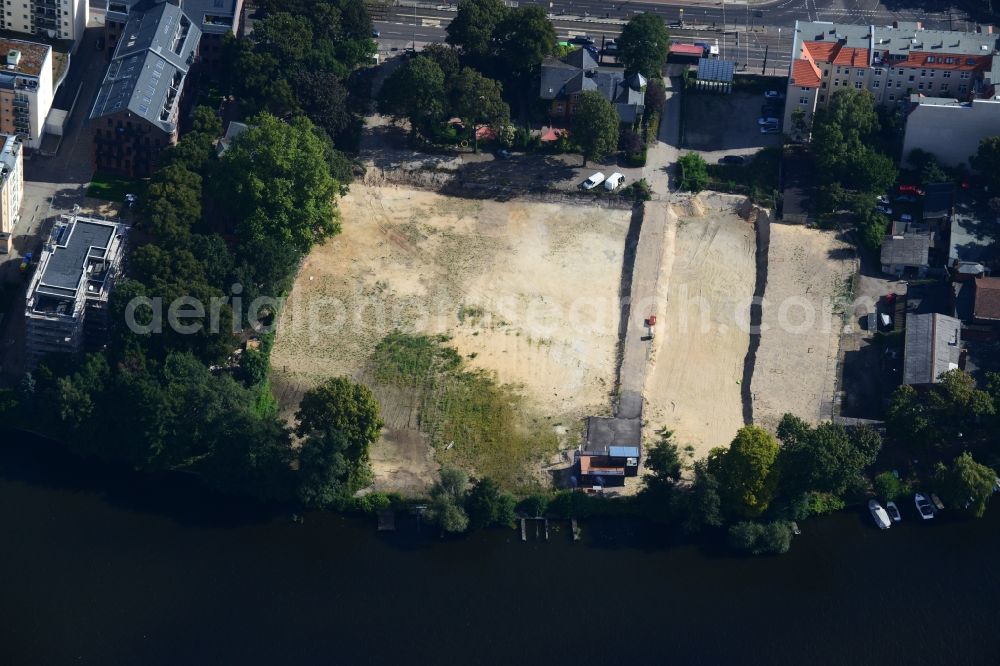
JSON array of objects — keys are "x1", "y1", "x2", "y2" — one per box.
[{"x1": 2, "y1": 434, "x2": 999, "y2": 665}]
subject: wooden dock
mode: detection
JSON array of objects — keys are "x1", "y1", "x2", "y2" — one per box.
[{"x1": 520, "y1": 518, "x2": 527, "y2": 541}]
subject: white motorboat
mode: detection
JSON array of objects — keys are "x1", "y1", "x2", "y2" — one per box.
[
  {"x1": 915, "y1": 493, "x2": 935, "y2": 520},
  {"x1": 885, "y1": 501, "x2": 902, "y2": 523},
  {"x1": 869, "y1": 500, "x2": 892, "y2": 529}
]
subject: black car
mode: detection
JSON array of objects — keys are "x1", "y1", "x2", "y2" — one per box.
[
  {"x1": 571, "y1": 35, "x2": 595, "y2": 45},
  {"x1": 719, "y1": 155, "x2": 748, "y2": 165},
  {"x1": 96, "y1": 36, "x2": 105, "y2": 51}
]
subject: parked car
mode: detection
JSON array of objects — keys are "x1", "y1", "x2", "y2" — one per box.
[
  {"x1": 758, "y1": 116, "x2": 780, "y2": 125},
  {"x1": 760, "y1": 125, "x2": 780, "y2": 134},
  {"x1": 876, "y1": 194, "x2": 890, "y2": 205},
  {"x1": 584, "y1": 44, "x2": 599, "y2": 56},
  {"x1": 875, "y1": 203, "x2": 892, "y2": 214},
  {"x1": 869, "y1": 500, "x2": 892, "y2": 529},
  {"x1": 886, "y1": 501, "x2": 902, "y2": 522},
  {"x1": 719, "y1": 155, "x2": 747, "y2": 165},
  {"x1": 581, "y1": 172, "x2": 606, "y2": 190},
  {"x1": 896, "y1": 194, "x2": 917, "y2": 203},
  {"x1": 371, "y1": 29, "x2": 380, "y2": 38},
  {"x1": 899, "y1": 213, "x2": 913, "y2": 222},
  {"x1": 994, "y1": 477, "x2": 1000, "y2": 493},
  {"x1": 603, "y1": 39, "x2": 618, "y2": 54},
  {"x1": 898, "y1": 184, "x2": 924, "y2": 195},
  {"x1": 604, "y1": 172, "x2": 625, "y2": 191},
  {"x1": 495, "y1": 149, "x2": 512, "y2": 159},
  {"x1": 764, "y1": 90, "x2": 783, "y2": 99},
  {"x1": 571, "y1": 35, "x2": 595, "y2": 45},
  {"x1": 915, "y1": 493, "x2": 935, "y2": 519}
]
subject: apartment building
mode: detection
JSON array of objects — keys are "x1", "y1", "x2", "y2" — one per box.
[
  {"x1": 784, "y1": 20, "x2": 1000, "y2": 133},
  {"x1": 24, "y1": 212, "x2": 126, "y2": 368},
  {"x1": 0, "y1": 133, "x2": 23, "y2": 253},
  {"x1": 104, "y1": 0, "x2": 243, "y2": 66},
  {"x1": 0, "y1": 38, "x2": 54, "y2": 149},
  {"x1": 0, "y1": 0, "x2": 89, "y2": 43},
  {"x1": 89, "y1": 0, "x2": 200, "y2": 178}
]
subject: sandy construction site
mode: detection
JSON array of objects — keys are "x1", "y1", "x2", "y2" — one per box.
[
  {"x1": 270, "y1": 185, "x2": 632, "y2": 491},
  {"x1": 642, "y1": 194, "x2": 757, "y2": 459},
  {"x1": 750, "y1": 224, "x2": 856, "y2": 432}
]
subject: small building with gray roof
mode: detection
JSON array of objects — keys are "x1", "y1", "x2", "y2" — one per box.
[
  {"x1": 25, "y1": 213, "x2": 127, "y2": 368},
  {"x1": 89, "y1": 0, "x2": 201, "y2": 178},
  {"x1": 881, "y1": 233, "x2": 930, "y2": 277},
  {"x1": 903, "y1": 312, "x2": 962, "y2": 386}
]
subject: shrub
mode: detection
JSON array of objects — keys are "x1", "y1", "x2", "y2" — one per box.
[
  {"x1": 517, "y1": 493, "x2": 549, "y2": 517},
  {"x1": 728, "y1": 520, "x2": 794, "y2": 555},
  {"x1": 622, "y1": 178, "x2": 653, "y2": 202},
  {"x1": 873, "y1": 471, "x2": 906, "y2": 502},
  {"x1": 678, "y1": 153, "x2": 709, "y2": 192}
]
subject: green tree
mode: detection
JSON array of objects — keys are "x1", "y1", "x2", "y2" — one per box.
[
  {"x1": 430, "y1": 465, "x2": 469, "y2": 532},
  {"x1": 645, "y1": 78, "x2": 666, "y2": 111},
  {"x1": 141, "y1": 164, "x2": 202, "y2": 244},
  {"x1": 297, "y1": 429, "x2": 357, "y2": 507},
  {"x1": 811, "y1": 90, "x2": 896, "y2": 192},
  {"x1": 465, "y1": 477, "x2": 516, "y2": 529},
  {"x1": 214, "y1": 114, "x2": 341, "y2": 293},
  {"x1": 493, "y1": 6, "x2": 557, "y2": 72},
  {"x1": 935, "y1": 452, "x2": 997, "y2": 517},
  {"x1": 873, "y1": 471, "x2": 906, "y2": 502},
  {"x1": 294, "y1": 71, "x2": 353, "y2": 137},
  {"x1": 450, "y1": 67, "x2": 510, "y2": 151},
  {"x1": 239, "y1": 348, "x2": 270, "y2": 386},
  {"x1": 252, "y1": 12, "x2": 314, "y2": 64},
  {"x1": 727, "y1": 520, "x2": 793, "y2": 555},
  {"x1": 972, "y1": 136, "x2": 1000, "y2": 192},
  {"x1": 776, "y1": 415, "x2": 881, "y2": 498},
  {"x1": 572, "y1": 90, "x2": 619, "y2": 166},
  {"x1": 709, "y1": 425, "x2": 781, "y2": 518},
  {"x1": 644, "y1": 428, "x2": 682, "y2": 485},
  {"x1": 295, "y1": 376, "x2": 384, "y2": 464},
  {"x1": 857, "y1": 207, "x2": 889, "y2": 254},
  {"x1": 377, "y1": 56, "x2": 446, "y2": 133},
  {"x1": 678, "y1": 152, "x2": 709, "y2": 192},
  {"x1": 617, "y1": 13, "x2": 670, "y2": 78},
  {"x1": 683, "y1": 461, "x2": 723, "y2": 533},
  {"x1": 446, "y1": 0, "x2": 508, "y2": 58},
  {"x1": 200, "y1": 413, "x2": 295, "y2": 502}
]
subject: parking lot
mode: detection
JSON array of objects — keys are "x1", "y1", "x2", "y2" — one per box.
[{"x1": 683, "y1": 89, "x2": 785, "y2": 155}]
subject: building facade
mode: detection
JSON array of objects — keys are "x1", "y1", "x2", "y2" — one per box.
[
  {"x1": 89, "y1": 0, "x2": 200, "y2": 178},
  {"x1": 24, "y1": 213, "x2": 126, "y2": 368},
  {"x1": 784, "y1": 21, "x2": 1000, "y2": 134},
  {"x1": 0, "y1": 38, "x2": 53, "y2": 149},
  {"x1": 0, "y1": 0, "x2": 89, "y2": 42},
  {"x1": 104, "y1": 0, "x2": 243, "y2": 67},
  {"x1": 901, "y1": 96, "x2": 1000, "y2": 168},
  {"x1": 0, "y1": 133, "x2": 23, "y2": 253}
]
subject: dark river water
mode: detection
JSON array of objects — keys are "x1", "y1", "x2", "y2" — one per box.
[{"x1": 2, "y1": 433, "x2": 1000, "y2": 666}]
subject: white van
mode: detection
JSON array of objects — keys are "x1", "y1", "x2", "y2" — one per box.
[
  {"x1": 581, "y1": 172, "x2": 605, "y2": 190},
  {"x1": 604, "y1": 172, "x2": 625, "y2": 191}
]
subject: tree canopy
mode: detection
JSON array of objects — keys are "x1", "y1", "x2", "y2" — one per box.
[
  {"x1": 811, "y1": 90, "x2": 896, "y2": 193},
  {"x1": 708, "y1": 426, "x2": 781, "y2": 518},
  {"x1": 446, "y1": 0, "x2": 509, "y2": 58},
  {"x1": 378, "y1": 55, "x2": 447, "y2": 130},
  {"x1": 935, "y1": 452, "x2": 996, "y2": 517},
  {"x1": 573, "y1": 90, "x2": 620, "y2": 165},
  {"x1": 617, "y1": 13, "x2": 670, "y2": 77},
  {"x1": 776, "y1": 414, "x2": 880, "y2": 498},
  {"x1": 493, "y1": 6, "x2": 557, "y2": 72}
]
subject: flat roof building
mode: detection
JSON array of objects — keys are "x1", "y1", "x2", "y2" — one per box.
[
  {"x1": 25, "y1": 213, "x2": 127, "y2": 367},
  {"x1": 0, "y1": 38, "x2": 55, "y2": 149}
]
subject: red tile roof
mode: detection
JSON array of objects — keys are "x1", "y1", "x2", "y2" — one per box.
[
  {"x1": 832, "y1": 46, "x2": 870, "y2": 67},
  {"x1": 791, "y1": 59, "x2": 821, "y2": 87},
  {"x1": 802, "y1": 41, "x2": 839, "y2": 62},
  {"x1": 892, "y1": 52, "x2": 992, "y2": 71},
  {"x1": 801, "y1": 41, "x2": 869, "y2": 68},
  {"x1": 974, "y1": 277, "x2": 1000, "y2": 321}
]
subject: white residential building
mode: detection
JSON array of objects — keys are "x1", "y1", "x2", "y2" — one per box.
[
  {"x1": 0, "y1": 0, "x2": 89, "y2": 43},
  {"x1": 0, "y1": 38, "x2": 54, "y2": 149},
  {"x1": 0, "y1": 133, "x2": 23, "y2": 253}
]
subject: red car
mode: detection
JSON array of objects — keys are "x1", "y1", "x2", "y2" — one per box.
[{"x1": 897, "y1": 184, "x2": 924, "y2": 196}]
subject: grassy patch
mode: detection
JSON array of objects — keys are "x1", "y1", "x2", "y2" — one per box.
[
  {"x1": 87, "y1": 172, "x2": 144, "y2": 202},
  {"x1": 370, "y1": 332, "x2": 558, "y2": 491},
  {"x1": 706, "y1": 146, "x2": 781, "y2": 207}
]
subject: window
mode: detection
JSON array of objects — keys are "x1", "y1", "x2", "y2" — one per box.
[
  {"x1": 873, "y1": 80, "x2": 880, "y2": 88},
  {"x1": 929, "y1": 71, "x2": 934, "y2": 78},
  {"x1": 943, "y1": 71, "x2": 951, "y2": 78},
  {"x1": 908, "y1": 75, "x2": 915, "y2": 81},
  {"x1": 959, "y1": 85, "x2": 967, "y2": 93},
  {"x1": 819, "y1": 94, "x2": 826, "y2": 102},
  {"x1": 945, "y1": 57, "x2": 953, "y2": 64},
  {"x1": 960, "y1": 72, "x2": 970, "y2": 79},
  {"x1": 898, "y1": 68, "x2": 904, "y2": 75},
  {"x1": 833, "y1": 80, "x2": 839, "y2": 86},
  {"x1": 927, "y1": 56, "x2": 935, "y2": 63},
  {"x1": 889, "y1": 94, "x2": 896, "y2": 101},
  {"x1": 800, "y1": 87, "x2": 809, "y2": 92},
  {"x1": 821, "y1": 81, "x2": 827, "y2": 89},
  {"x1": 896, "y1": 81, "x2": 902, "y2": 88},
  {"x1": 799, "y1": 96, "x2": 809, "y2": 104},
  {"x1": 921, "y1": 70, "x2": 927, "y2": 77},
  {"x1": 836, "y1": 66, "x2": 842, "y2": 74},
  {"x1": 854, "y1": 81, "x2": 863, "y2": 89},
  {"x1": 857, "y1": 69, "x2": 864, "y2": 77},
  {"x1": 918, "y1": 82, "x2": 924, "y2": 90},
  {"x1": 874, "y1": 68, "x2": 883, "y2": 76},
  {"x1": 967, "y1": 58, "x2": 975, "y2": 65},
  {"x1": 941, "y1": 83, "x2": 949, "y2": 92}
]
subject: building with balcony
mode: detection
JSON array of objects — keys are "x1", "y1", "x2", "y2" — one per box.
[
  {"x1": 104, "y1": 0, "x2": 243, "y2": 66},
  {"x1": 784, "y1": 20, "x2": 1000, "y2": 134},
  {"x1": 89, "y1": 0, "x2": 200, "y2": 178},
  {"x1": 0, "y1": 133, "x2": 23, "y2": 253},
  {"x1": 0, "y1": 38, "x2": 54, "y2": 149},
  {"x1": 0, "y1": 0, "x2": 89, "y2": 43},
  {"x1": 24, "y1": 212, "x2": 126, "y2": 368}
]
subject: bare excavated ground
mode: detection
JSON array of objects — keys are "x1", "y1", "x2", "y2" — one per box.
[
  {"x1": 642, "y1": 194, "x2": 757, "y2": 460},
  {"x1": 270, "y1": 185, "x2": 631, "y2": 494},
  {"x1": 751, "y1": 224, "x2": 856, "y2": 432}
]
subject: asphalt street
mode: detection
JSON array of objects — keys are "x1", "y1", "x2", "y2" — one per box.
[{"x1": 376, "y1": 0, "x2": 974, "y2": 73}]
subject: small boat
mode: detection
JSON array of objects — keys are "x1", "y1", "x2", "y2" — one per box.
[
  {"x1": 869, "y1": 500, "x2": 892, "y2": 530},
  {"x1": 994, "y1": 477, "x2": 1000, "y2": 494},
  {"x1": 931, "y1": 494, "x2": 945, "y2": 511},
  {"x1": 885, "y1": 501, "x2": 902, "y2": 523},
  {"x1": 915, "y1": 493, "x2": 935, "y2": 520}
]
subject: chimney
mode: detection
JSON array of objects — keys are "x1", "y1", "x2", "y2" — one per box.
[{"x1": 6, "y1": 50, "x2": 20, "y2": 68}]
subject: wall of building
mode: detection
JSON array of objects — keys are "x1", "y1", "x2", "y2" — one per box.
[
  {"x1": 92, "y1": 108, "x2": 176, "y2": 178},
  {"x1": 901, "y1": 97, "x2": 1000, "y2": 168},
  {"x1": 0, "y1": 0, "x2": 89, "y2": 41}
]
